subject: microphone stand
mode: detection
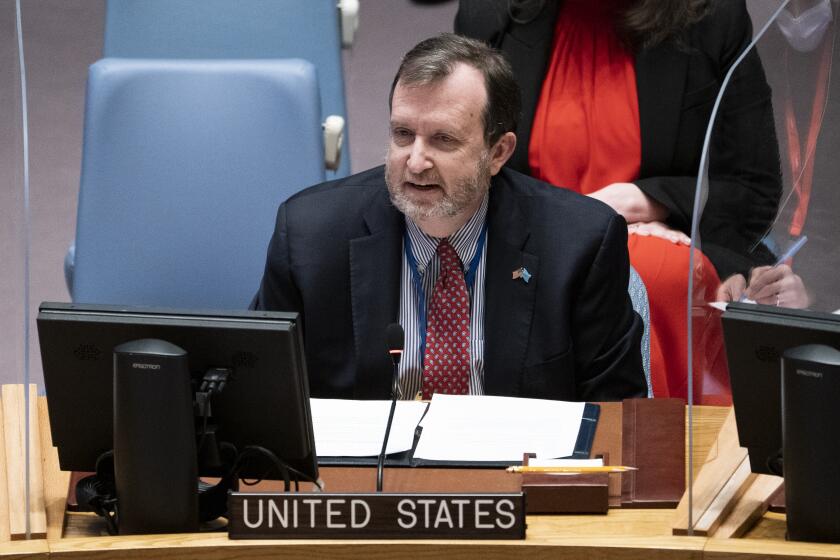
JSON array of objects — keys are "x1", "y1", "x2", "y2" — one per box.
[{"x1": 376, "y1": 348, "x2": 401, "y2": 492}]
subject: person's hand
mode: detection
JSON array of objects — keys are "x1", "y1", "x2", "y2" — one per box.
[
  {"x1": 588, "y1": 182, "x2": 669, "y2": 223},
  {"x1": 744, "y1": 264, "x2": 810, "y2": 308},
  {"x1": 627, "y1": 221, "x2": 690, "y2": 245},
  {"x1": 716, "y1": 266, "x2": 809, "y2": 308},
  {"x1": 716, "y1": 274, "x2": 747, "y2": 302}
]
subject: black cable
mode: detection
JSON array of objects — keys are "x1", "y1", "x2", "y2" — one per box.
[
  {"x1": 195, "y1": 368, "x2": 232, "y2": 454},
  {"x1": 229, "y1": 445, "x2": 323, "y2": 491},
  {"x1": 90, "y1": 496, "x2": 118, "y2": 535},
  {"x1": 767, "y1": 449, "x2": 784, "y2": 477},
  {"x1": 197, "y1": 395, "x2": 211, "y2": 454},
  {"x1": 231, "y1": 447, "x2": 288, "y2": 491}
]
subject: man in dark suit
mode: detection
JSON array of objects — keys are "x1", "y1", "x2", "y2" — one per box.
[{"x1": 253, "y1": 33, "x2": 646, "y2": 402}]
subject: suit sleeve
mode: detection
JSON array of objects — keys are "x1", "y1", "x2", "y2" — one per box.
[
  {"x1": 250, "y1": 202, "x2": 305, "y2": 319},
  {"x1": 573, "y1": 213, "x2": 647, "y2": 401},
  {"x1": 635, "y1": 0, "x2": 781, "y2": 278}
]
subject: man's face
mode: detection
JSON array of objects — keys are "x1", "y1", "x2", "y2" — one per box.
[{"x1": 385, "y1": 63, "x2": 498, "y2": 236}]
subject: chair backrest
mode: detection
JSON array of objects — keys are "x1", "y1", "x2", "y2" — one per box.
[
  {"x1": 72, "y1": 58, "x2": 324, "y2": 309},
  {"x1": 628, "y1": 266, "x2": 653, "y2": 397},
  {"x1": 103, "y1": 0, "x2": 351, "y2": 178}
]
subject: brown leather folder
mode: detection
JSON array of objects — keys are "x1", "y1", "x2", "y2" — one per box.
[
  {"x1": 522, "y1": 473, "x2": 609, "y2": 514},
  {"x1": 620, "y1": 398, "x2": 685, "y2": 508},
  {"x1": 768, "y1": 483, "x2": 786, "y2": 513},
  {"x1": 589, "y1": 401, "x2": 623, "y2": 505}
]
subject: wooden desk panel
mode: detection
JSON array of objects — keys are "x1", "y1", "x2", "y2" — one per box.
[
  {"x1": 55, "y1": 509, "x2": 706, "y2": 560},
  {"x1": 52, "y1": 509, "x2": 840, "y2": 560},
  {"x1": 706, "y1": 513, "x2": 840, "y2": 560},
  {"x1": 688, "y1": 405, "x2": 732, "y2": 483},
  {"x1": 20, "y1": 399, "x2": 840, "y2": 558},
  {"x1": 0, "y1": 539, "x2": 49, "y2": 559}
]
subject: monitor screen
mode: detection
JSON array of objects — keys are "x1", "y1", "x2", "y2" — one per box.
[
  {"x1": 37, "y1": 302, "x2": 318, "y2": 482},
  {"x1": 721, "y1": 302, "x2": 840, "y2": 475}
]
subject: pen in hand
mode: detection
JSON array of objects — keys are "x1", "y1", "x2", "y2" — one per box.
[{"x1": 738, "y1": 235, "x2": 808, "y2": 302}]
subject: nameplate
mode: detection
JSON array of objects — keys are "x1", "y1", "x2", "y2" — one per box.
[{"x1": 228, "y1": 492, "x2": 526, "y2": 539}]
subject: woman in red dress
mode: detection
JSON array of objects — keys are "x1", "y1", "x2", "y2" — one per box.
[{"x1": 456, "y1": 0, "x2": 782, "y2": 404}]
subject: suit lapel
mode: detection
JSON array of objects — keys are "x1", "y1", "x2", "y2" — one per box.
[
  {"x1": 636, "y1": 42, "x2": 688, "y2": 177},
  {"x1": 349, "y1": 190, "x2": 403, "y2": 398},
  {"x1": 483, "y1": 180, "x2": 539, "y2": 396}
]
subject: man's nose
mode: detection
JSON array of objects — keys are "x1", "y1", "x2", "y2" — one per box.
[{"x1": 406, "y1": 139, "x2": 433, "y2": 175}]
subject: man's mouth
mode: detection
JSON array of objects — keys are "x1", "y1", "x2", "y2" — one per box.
[{"x1": 405, "y1": 181, "x2": 440, "y2": 191}]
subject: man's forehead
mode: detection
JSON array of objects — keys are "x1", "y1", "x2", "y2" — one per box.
[
  {"x1": 390, "y1": 63, "x2": 487, "y2": 123},
  {"x1": 394, "y1": 62, "x2": 485, "y2": 95}
]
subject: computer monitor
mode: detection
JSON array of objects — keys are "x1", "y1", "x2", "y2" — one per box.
[
  {"x1": 721, "y1": 302, "x2": 840, "y2": 474},
  {"x1": 37, "y1": 302, "x2": 318, "y2": 482}
]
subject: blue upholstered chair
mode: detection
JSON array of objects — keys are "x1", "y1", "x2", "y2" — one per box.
[
  {"x1": 628, "y1": 266, "x2": 653, "y2": 397},
  {"x1": 103, "y1": 0, "x2": 351, "y2": 178},
  {"x1": 67, "y1": 58, "x2": 325, "y2": 309}
]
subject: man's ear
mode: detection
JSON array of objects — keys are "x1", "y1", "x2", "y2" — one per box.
[{"x1": 488, "y1": 132, "x2": 517, "y2": 175}]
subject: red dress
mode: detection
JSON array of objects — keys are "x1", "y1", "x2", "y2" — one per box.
[{"x1": 529, "y1": 0, "x2": 730, "y2": 404}]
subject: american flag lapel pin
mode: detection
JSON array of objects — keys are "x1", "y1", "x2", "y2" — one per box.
[{"x1": 512, "y1": 267, "x2": 532, "y2": 283}]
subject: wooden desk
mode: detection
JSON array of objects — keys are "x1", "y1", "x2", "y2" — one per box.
[
  {"x1": 46, "y1": 508, "x2": 840, "y2": 560},
  {"x1": 50, "y1": 509, "x2": 708, "y2": 560},
  {"x1": 0, "y1": 540, "x2": 49, "y2": 559},
  {"x1": 6, "y1": 398, "x2": 840, "y2": 559}
]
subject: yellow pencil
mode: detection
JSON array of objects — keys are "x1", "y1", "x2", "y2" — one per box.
[{"x1": 506, "y1": 465, "x2": 637, "y2": 474}]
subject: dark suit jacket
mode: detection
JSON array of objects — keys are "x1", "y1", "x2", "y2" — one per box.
[
  {"x1": 253, "y1": 166, "x2": 646, "y2": 402},
  {"x1": 455, "y1": 0, "x2": 782, "y2": 278}
]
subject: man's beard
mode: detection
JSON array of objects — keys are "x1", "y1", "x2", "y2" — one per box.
[{"x1": 386, "y1": 151, "x2": 491, "y2": 222}]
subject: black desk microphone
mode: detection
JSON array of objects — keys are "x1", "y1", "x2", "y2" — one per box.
[{"x1": 377, "y1": 323, "x2": 404, "y2": 492}]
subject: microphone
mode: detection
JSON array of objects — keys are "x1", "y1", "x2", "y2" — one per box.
[
  {"x1": 377, "y1": 323, "x2": 404, "y2": 492},
  {"x1": 386, "y1": 323, "x2": 404, "y2": 368}
]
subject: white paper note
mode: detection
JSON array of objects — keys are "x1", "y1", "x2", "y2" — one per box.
[
  {"x1": 413, "y1": 394, "x2": 586, "y2": 462},
  {"x1": 310, "y1": 398, "x2": 428, "y2": 457}
]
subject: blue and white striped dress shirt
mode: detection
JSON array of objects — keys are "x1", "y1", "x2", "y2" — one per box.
[{"x1": 397, "y1": 194, "x2": 488, "y2": 400}]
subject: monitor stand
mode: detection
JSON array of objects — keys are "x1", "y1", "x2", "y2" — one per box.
[{"x1": 113, "y1": 339, "x2": 199, "y2": 535}]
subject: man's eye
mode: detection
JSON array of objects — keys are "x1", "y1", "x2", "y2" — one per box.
[{"x1": 434, "y1": 135, "x2": 459, "y2": 147}]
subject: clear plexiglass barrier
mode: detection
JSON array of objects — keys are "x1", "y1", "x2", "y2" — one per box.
[
  {"x1": 0, "y1": 0, "x2": 36, "y2": 542},
  {"x1": 685, "y1": 0, "x2": 840, "y2": 537}
]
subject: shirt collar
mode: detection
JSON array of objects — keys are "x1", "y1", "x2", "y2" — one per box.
[{"x1": 405, "y1": 193, "x2": 489, "y2": 273}]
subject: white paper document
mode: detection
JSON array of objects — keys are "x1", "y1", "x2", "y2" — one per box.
[
  {"x1": 413, "y1": 394, "x2": 586, "y2": 462},
  {"x1": 310, "y1": 398, "x2": 428, "y2": 457}
]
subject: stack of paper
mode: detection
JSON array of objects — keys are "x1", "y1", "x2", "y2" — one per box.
[
  {"x1": 310, "y1": 398, "x2": 427, "y2": 456},
  {"x1": 412, "y1": 394, "x2": 585, "y2": 462},
  {"x1": 310, "y1": 395, "x2": 588, "y2": 462}
]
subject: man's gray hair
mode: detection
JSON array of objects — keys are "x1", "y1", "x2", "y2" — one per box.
[{"x1": 389, "y1": 33, "x2": 521, "y2": 146}]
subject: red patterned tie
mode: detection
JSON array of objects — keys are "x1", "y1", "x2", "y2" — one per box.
[{"x1": 422, "y1": 238, "x2": 471, "y2": 399}]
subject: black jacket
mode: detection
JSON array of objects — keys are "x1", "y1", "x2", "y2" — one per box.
[
  {"x1": 455, "y1": 0, "x2": 782, "y2": 278},
  {"x1": 254, "y1": 166, "x2": 646, "y2": 402}
]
